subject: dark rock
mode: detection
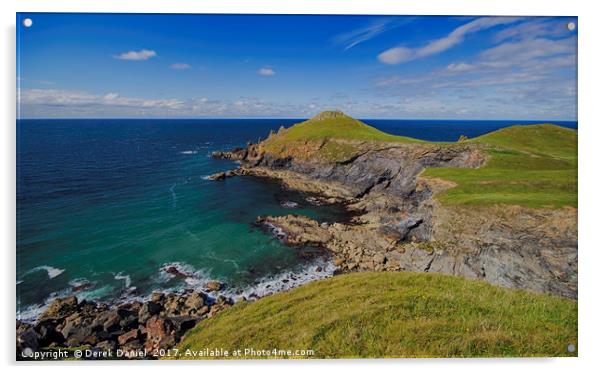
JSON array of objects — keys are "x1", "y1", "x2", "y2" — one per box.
[
  {"x1": 102, "y1": 312, "x2": 122, "y2": 333},
  {"x1": 16, "y1": 321, "x2": 39, "y2": 353},
  {"x1": 72, "y1": 281, "x2": 91, "y2": 292},
  {"x1": 168, "y1": 316, "x2": 199, "y2": 338},
  {"x1": 207, "y1": 172, "x2": 226, "y2": 181},
  {"x1": 35, "y1": 320, "x2": 64, "y2": 346},
  {"x1": 119, "y1": 314, "x2": 139, "y2": 330},
  {"x1": 162, "y1": 266, "x2": 189, "y2": 278},
  {"x1": 95, "y1": 340, "x2": 116, "y2": 352},
  {"x1": 138, "y1": 301, "x2": 162, "y2": 324}
]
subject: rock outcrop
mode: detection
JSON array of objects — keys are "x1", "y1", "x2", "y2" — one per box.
[{"x1": 16, "y1": 291, "x2": 233, "y2": 360}]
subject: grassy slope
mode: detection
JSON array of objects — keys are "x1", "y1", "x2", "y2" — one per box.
[
  {"x1": 263, "y1": 112, "x2": 419, "y2": 161},
  {"x1": 176, "y1": 272, "x2": 577, "y2": 358},
  {"x1": 422, "y1": 124, "x2": 577, "y2": 208},
  {"x1": 264, "y1": 112, "x2": 576, "y2": 208}
]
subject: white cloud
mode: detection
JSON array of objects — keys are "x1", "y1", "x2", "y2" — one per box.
[
  {"x1": 19, "y1": 89, "x2": 185, "y2": 111},
  {"x1": 493, "y1": 18, "x2": 571, "y2": 43},
  {"x1": 446, "y1": 62, "x2": 476, "y2": 72},
  {"x1": 378, "y1": 17, "x2": 522, "y2": 65},
  {"x1": 170, "y1": 63, "x2": 191, "y2": 70},
  {"x1": 17, "y1": 89, "x2": 323, "y2": 118},
  {"x1": 258, "y1": 67, "x2": 276, "y2": 76},
  {"x1": 113, "y1": 49, "x2": 157, "y2": 61},
  {"x1": 479, "y1": 37, "x2": 575, "y2": 69},
  {"x1": 378, "y1": 47, "x2": 414, "y2": 65},
  {"x1": 333, "y1": 17, "x2": 412, "y2": 51}
]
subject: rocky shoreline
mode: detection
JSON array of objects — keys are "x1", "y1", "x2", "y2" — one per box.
[
  {"x1": 17, "y1": 282, "x2": 235, "y2": 360},
  {"x1": 208, "y1": 122, "x2": 577, "y2": 299}
]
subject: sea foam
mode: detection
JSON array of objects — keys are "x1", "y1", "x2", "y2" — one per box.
[{"x1": 26, "y1": 265, "x2": 65, "y2": 279}]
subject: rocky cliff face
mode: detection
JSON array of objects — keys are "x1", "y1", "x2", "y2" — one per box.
[{"x1": 210, "y1": 124, "x2": 577, "y2": 299}]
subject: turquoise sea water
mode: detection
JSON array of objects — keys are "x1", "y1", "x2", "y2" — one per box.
[{"x1": 16, "y1": 118, "x2": 577, "y2": 320}]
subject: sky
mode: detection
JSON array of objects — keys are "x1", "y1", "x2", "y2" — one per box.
[{"x1": 16, "y1": 13, "x2": 577, "y2": 120}]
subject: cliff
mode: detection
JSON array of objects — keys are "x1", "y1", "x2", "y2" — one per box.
[{"x1": 211, "y1": 111, "x2": 578, "y2": 298}]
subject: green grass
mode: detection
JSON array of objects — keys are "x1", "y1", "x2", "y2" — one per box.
[
  {"x1": 423, "y1": 124, "x2": 577, "y2": 208},
  {"x1": 271, "y1": 111, "x2": 420, "y2": 143},
  {"x1": 263, "y1": 111, "x2": 419, "y2": 161},
  {"x1": 262, "y1": 112, "x2": 577, "y2": 208},
  {"x1": 175, "y1": 272, "x2": 577, "y2": 359}
]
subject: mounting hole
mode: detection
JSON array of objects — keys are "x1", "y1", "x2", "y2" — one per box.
[
  {"x1": 567, "y1": 22, "x2": 576, "y2": 31},
  {"x1": 22, "y1": 18, "x2": 33, "y2": 28}
]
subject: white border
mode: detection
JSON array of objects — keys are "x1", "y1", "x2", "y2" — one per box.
[{"x1": 2, "y1": 0, "x2": 600, "y2": 373}]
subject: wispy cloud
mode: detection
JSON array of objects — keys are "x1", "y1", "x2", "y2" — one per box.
[
  {"x1": 372, "y1": 18, "x2": 577, "y2": 120},
  {"x1": 378, "y1": 17, "x2": 522, "y2": 64},
  {"x1": 332, "y1": 17, "x2": 412, "y2": 51},
  {"x1": 258, "y1": 67, "x2": 276, "y2": 76},
  {"x1": 20, "y1": 89, "x2": 185, "y2": 110},
  {"x1": 170, "y1": 63, "x2": 191, "y2": 70},
  {"x1": 446, "y1": 62, "x2": 476, "y2": 72},
  {"x1": 493, "y1": 18, "x2": 571, "y2": 43},
  {"x1": 113, "y1": 49, "x2": 157, "y2": 61},
  {"x1": 17, "y1": 89, "x2": 324, "y2": 118}
]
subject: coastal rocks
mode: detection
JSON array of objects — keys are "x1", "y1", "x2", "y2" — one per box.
[
  {"x1": 144, "y1": 316, "x2": 176, "y2": 351},
  {"x1": 17, "y1": 289, "x2": 236, "y2": 360},
  {"x1": 204, "y1": 281, "x2": 223, "y2": 292},
  {"x1": 207, "y1": 172, "x2": 227, "y2": 181},
  {"x1": 206, "y1": 170, "x2": 238, "y2": 181},
  {"x1": 254, "y1": 201, "x2": 578, "y2": 298},
  {"x1": 257, "y1": 215, "x2": 332, "y2": 247},
  {"x1": 210, "y1": 148, "x2": 247, "y2": 161},
  {"x1": 17, "y1": 321, "x2": 39, "y2": 354},
  {"x1": 211, "y1": 142, "x2": 264, "y2": 165},
  {"x1": 138, "y1": 301, "x2": 161, "y2": 324},
  {"x1": 39, "y1": 295, "x2": 79, "y2": 321},
  {"x1": 161, "y1": 265, "x2": 191, "y2": 279}
]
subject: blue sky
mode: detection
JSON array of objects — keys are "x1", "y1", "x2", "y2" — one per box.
[{"x1": 17, "y1": 13, "x2": 577, "y2": 120}]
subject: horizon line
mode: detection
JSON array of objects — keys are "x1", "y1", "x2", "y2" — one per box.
[{"x1": 16, "y1": 117, "x2": 579, "y2": 122}]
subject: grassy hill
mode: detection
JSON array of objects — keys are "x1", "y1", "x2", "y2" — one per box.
[
  {"x1": 263, "y1": 111, "x2": 419, "y2": 161},
  {"x1": 263, "y1": 112, "x2": 577, "y2": 208},
  {"x1": 268, "y1": 110, "x2": 420, "y2": 143},
  {"x1": 176, "y1": 272, "x2": 577, "y2": 359},
  {"x1": 422, "y1": 124, "x2": 577, "y2": 208}
]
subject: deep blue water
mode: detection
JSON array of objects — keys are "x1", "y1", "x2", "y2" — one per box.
[{"x1": 16, "y1": 118, "x2": 577, "y2": 320}]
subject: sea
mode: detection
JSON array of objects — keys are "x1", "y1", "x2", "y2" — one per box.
[{"x1": 16, "y1": 118, "x2": 577, "y2": 320}]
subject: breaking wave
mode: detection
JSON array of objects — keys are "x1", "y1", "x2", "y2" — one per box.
[{"x1": 25, "y1": 265, "x2": 65, "y2": 279}]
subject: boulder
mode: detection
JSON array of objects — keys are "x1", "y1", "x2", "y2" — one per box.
[
  {"x1": 95, "y1": 340, "x2": 116, "y2": 352},
  {"x1": 168, "y1": 316, "x2": 199, "y2": 338},
  {"x1": 35, "y1": 320, "x2": 64, "y2": 346},
  {"x1": 138, "y1": 301, "x2": 162, "y2": 324},
  {"x1": 117, "y1": 329, "x2": 140, "y2": 346},
  {"x1": 204, "y1": 281, "x2": 223, "y2": 292},
  {"x1": 39, "y1": 296, "x2": 79, "y2": 321},
  {"x1": 144, "y1": 316, "x2": 176, "y2": 351},
  {"x1": 16, "y1": 321, "x2": 39, "y2": 353},
  {"x1": 207, "y1": 172, "x2": 226, "y2": 181},
  {"x1": 184, "y1": 292, "x2": 205, "y2": 311}
]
